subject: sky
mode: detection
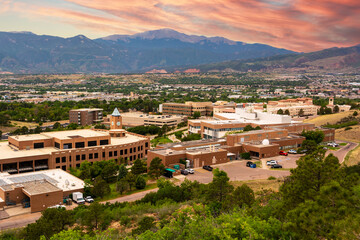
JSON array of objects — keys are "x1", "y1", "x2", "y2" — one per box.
[{"x1": 0, "y1": 0, "x2": 359, "y2": 52}]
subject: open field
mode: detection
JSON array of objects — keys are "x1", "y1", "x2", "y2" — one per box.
[
  {"x1": 335, "y1": 125, "x2": 360, "y2": 143},
  {"x1": 231, "y1": 179, "x2": 283, "y2": 192},
  {"x1": 344, "y1": 144, "x2": 360, "y2": 166},
  {"x1": 304, "y1": 110, "x2": 356, "y2": 127}
]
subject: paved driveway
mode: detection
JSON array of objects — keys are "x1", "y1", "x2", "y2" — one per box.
[{"x1": 326, "y1": 141, "x2": 358, "y2": 163}]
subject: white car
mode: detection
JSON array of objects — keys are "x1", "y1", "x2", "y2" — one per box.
[
  {"x1": 327, "y1": 142, "x2": 339, "y2": 147},
  {"x1": 49, "y1": 204, "x2": 65, "y2": 209},
  {"x1": 85, "y1": 196, "x2": 94, "y2": 203},
  {"x1": 266, "y1": 160, "x2": 278, "y2": 166},
  {"x1": 288, "y1": 149, "x2": 297, "y2": 154},
  {"x1": 187, "y1": 169, "x2": 194, "y2": 174}
]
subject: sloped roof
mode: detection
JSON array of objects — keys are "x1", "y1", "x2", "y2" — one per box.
[{"x1": 112, "y1": 108, "x2": 121, "y2": 117}]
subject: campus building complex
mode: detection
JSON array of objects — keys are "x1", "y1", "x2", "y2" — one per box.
[
  {"x1": 189, "y1": 108, "x2": 294, "y2": 139},
  {"x1": 103, "y1": 112, "x2": 186, "y2": 128},
  {"x1": 69, "y1": 108, "x2": 103, "y2": 126},
  {"x1": 0, "y1": 109, "x2": 150, "y2": 174},
  {"x1": 148, "y1": 124, "x2": 335, "y2": 169},
  {"x1": 266, "y1": 98, "x2": 320, "y2": 117},
  {"x1": 0, "y1": 169, "x2": 84, "y2": 212}
]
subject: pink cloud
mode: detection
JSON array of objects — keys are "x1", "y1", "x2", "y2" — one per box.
[{"x1": 8, "y1": 0, "x2": 360, "y2": 51}]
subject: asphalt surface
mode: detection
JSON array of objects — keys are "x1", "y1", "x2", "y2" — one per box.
[{"x1": 326, "y1": 141, "x2": 358, "y2": 163}]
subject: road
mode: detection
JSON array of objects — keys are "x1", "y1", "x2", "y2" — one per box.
[
  {"x1": 327, "y1": 141, "x2": 358, "y2": 163},
  {"x1": 0, "y1": 212, "x2": 41, "y2": 231},
  {"x1": 0, "y1": 188, "x2": 158, "y2": 231}
]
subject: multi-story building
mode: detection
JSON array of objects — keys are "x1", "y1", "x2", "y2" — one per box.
[
  {"x1": 69, "y1": 108, "x2": 103, "y2": 126},
  {"x1": 0, "y1": 169, "x2": 84, "y2": 212},
  {"x1": 266, "y1": 98, "x2": 320, "y2": 116},
  {"x1": 0, "y1": 109, "x2": 150, "y2": 174},
  {"x1": 160, "y1": 102, "x2": 213, "y2": 116},
  {"x1": 190, "y1": 108, "x2": 294, "y2": 139},
  {"x1": 147, "y1": 125, "x2": 335, "y2": 169},
  {"x1": 103, "y1": 112, "x2": 186, "y2": 128}
]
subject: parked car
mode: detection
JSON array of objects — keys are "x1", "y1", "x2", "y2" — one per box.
[
  {"x1": 49, "y1": 204, "x2": 66, "y2": 209},
  {"x1": 279, "y1": 151, "x2": 288, "y2": 156},
  {"x1": 327, "y1": 142, "x2": 339, "y2": 147},
  {"x1": 288, "y1": 149, "x2": 297, "y2": 154},
  {"x1": 250, "y1": 163, "x2": 257, "y2": 168},
  {"x1": 85, "y1": 196, "x2": 94, "y2": 203},
  {"x1": 300, "y1": 149, "x2": 308, "y2": 153},
  {"x1": 246, "y1": 161, "x2": 253, "y2": 167},
  {"x1": 271, "y1": 164, "x2": 283, "y2": 169},
  {"x1": 187, "y1": 169, "x2": 194, "y2": 174},
  {"x1": 266, "y1": 160, "x2": 278, "y2": 166},
  {"x1": 203, "y1": 165, "x2": 213, "y2": 171},
  {"x1": 181, "y1": 169, "x2": 189, "y2": 175}
]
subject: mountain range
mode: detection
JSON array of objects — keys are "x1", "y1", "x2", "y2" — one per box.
[
  {"x1": 0, "y1": 29, "x2": 294, "y2": 73},
  {"x1": 181, "y1": 45, "x2": 360, "y2": 73}
]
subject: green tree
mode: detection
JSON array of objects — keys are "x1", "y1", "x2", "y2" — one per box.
[
  {"x1": 148, "y1": 157, "x2": 165, "y2": 179},
  {"x1": 206, "y1": 169, "x2": 234, "y2": 204},
  {"x1": 280, "y1": 152, "x2": 340, "y2": 209},
  {"x1": 53, "y1": 122, "x2": 61, "y2": 129},
  {"x1": 125, "y1": 172, "x2": 136, "y2": 191},
  {"x1": 301, "y1": 130, "x2": 325, "y2": 144},
  {"x1": 333, "y1": 105, "x2": 339, "y2": 113},
  {"x1": 232, "y1": 184, "x2": 255, "y2": 208},
  {"x1": 131, "y1": 159, "x2": 147, "y2": 175},
  {"x1": 284, "y1": 109, "x2": 290, "y2": 115},
  {"x1": 301, "y1": 139, "x2": 318, "y2": 153},
  {"x1": 135, "y1": 175, "x2": 146, "y2": 189},
  {"x1": 92, "y1": 176, "x2": 110, "y2": 198},
  {"x1": 100, "y1": 160, "x2": 118, "y2": 183},
  {"x1": 132, "y1": 216, "x2": 156, "y2": 235},
  {"x1": 298, "y1": 108, "x2": 304, "y2": 117},
  {"x1": 243, "y1": 125, "x2": 254, "y2": 131},
  {"x1": 118, "y1": 164, "x2": 128, "y2": 180},
  {"x1": 81, "y1": 202, "x2": 106, "y2": 231},
  {"x1": 22, "y1": 208, "x2": 73, "y2": 240},
  {"x1": 193, "y1": 111, "x2": 201, "y2": 119},
  {"x1": 353, "y1": 111, "x2": 358, "y2": 116},
  {"x1": 79, "y1": 161, "x2": 92, "y2": 180},
  {"x1": 277, "y1": 109, "x2": 284, "y2": 115},
  {"x1": 116, "y1": 178, "x2": 129, "y2": 194}
]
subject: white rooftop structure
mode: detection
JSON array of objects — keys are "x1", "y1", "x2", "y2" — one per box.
[{"x1": 112, "y1": 108, "x2": 121, "y2": 117}]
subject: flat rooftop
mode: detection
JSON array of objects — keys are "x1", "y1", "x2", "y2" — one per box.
[
  {"x1": 43, "y1": 129, "x2": 109, "y2": 140},
  {"x1": 0, "y1": 142, "x2": 57, "y2": 160},
  {"x1": 110, "y1": 133, "x2": 147, "y2": 145},
  {"x1": 11, "y1": 134, "x2": 52, "y2": 142},
  {"x1": 122, "y1": 112, "x2": 182, "y2": 119},
  {"x1": 23, "y1": 180, "x2": 61, "y2": 195},
  {"x1": 158, "y1": 138, "x2": 226, "y2": 149},
  {"x1": 228, "y1": 129, "x2": 286, "y2": 137},
  {"x1": 71, "y1": 108, "x2": 103, "y2": 111},
  {"x1": 0, "y1": 169, "x2": 84, "y2": 192}
]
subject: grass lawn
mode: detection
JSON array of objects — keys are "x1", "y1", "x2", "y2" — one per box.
[
  {"x1": 151, "y1": 136, "x2": 173, "y2": 147},
  {"x1": 344, "y1": 143, "x2": 360, "y2": 166},
  {"x1": 304, "y1": 111, "x2": 356, "y2": 127},
  {"x1": 231, "y1": 179, "x2": 283, "y2": 193},
  {"x1": 327, "y1": 146, "x2": 340, "y2": 151},
  {"x1": 100, "y1": 183, "x2": 158, "y2": 201},
  {"x1": 339, "y1": 143, "x2": 348, "y2": 146}
]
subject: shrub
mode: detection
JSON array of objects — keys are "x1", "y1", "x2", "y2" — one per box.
[
  {"x1": 268, "y1": 176, "x2": 276, "y2": 180},
  {"x1": 345, "y1": 127, "x2": 352, "y2": 131},
  {"x1": 241, "y1": 152, "x2": 251, "y2": 160}
]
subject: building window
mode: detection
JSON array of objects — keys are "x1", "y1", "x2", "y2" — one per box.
[
  {"x1": 63, "y1": 143, "x2": 72, "y2": 149},
  {"x1": 102, "y1": 152, "x2": 105, "y2": 158},
  {"x1": 56, "y1": 157, "x2": 60, "y2": 164},
  {"x1": 133, "y1": 147, "x2": 136, "y2": 153},
  {"x1": 138, "y1": 146, "x2": 140, "y2": 151},
  {"x1": 120, "y1": 150, "x2": 123, "y2": 155},
  {"x1": 109, "y1": 151, "x2": 113, "y2": 157},
  {"x1": 125, "y1": 149, "x2": 128, "y2": 154},
  {"x1": 130, "y1": 148, "x2": 132, "y2": 154},
  {"x1": 56, "y1": 166, "x2": 60, "y2": 169},
  {"x1": 34, "y1": 142, "x2": 44, "y2": 149},
  {"x1": 89, "y1": 153, "x2": 93, "y2": 160},
  {"x1": 100, "y1": 140, "x2": 109, "y2": 145},
  {"x1": 75, "y1": 142, "x2": 85, "y2": 148},
  {"x1": 81, "y1": 154, "x2": 86, "y2": 160},
  {"x1": 141, "y1": 146, "x2": 143, "y2": 151},
  {"x1": 114, "y1": 151, "x2": 118, "y2": 157},
  {"x1": 88, "y1": 141, "x2": 97, "y2": 147},
  {"x1": 145, "y1": 142, "x2": 149, "y2": 148},
  {"x1": 130, "y1": 156, "x2": 132, "y2": 161},
  {"x1": 62, "y1": 166, "x2": 66, "y2": 171},
  {"x1": 94, "y1": 153, "x2": 98, "y2": 159},
  {"x1": 76, "y1": 155, "x2": 80, "y2": 161},
  {"x1": 62, "y1": 157, "x2": 66, "y2": 163},
  {"x1": 69, "y1": 156, "x2": 71, "y2": 162},
  {"x1": 76, "y1": 164, "x2": 80, "y2": 168},
  {"x1": 55, "y1": 142, "x2": 60, "y2": 149}
]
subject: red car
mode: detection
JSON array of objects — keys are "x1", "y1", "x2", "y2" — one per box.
[{"x1": 279, "y1": 151, "x2": 288, "y2": 156}]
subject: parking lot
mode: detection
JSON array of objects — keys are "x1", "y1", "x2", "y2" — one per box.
[{"x1": 185, "y1": 160, "x2": 292, "y2": 184}]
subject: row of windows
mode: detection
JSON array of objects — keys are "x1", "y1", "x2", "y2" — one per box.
[
  {"x1": 54, "y1": 140, "x2": 109, "y2": 149},
  {"x1": 55, "y1": 146, "x2": 146, "y2": 164}
]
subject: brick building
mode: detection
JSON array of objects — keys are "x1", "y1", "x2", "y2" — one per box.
[
  {"x1": 0, "y1": 109, "x2": 150, "y2": 174},
  {"x1": 69, "y1": 108, "x2": 103, "y2": 126}
]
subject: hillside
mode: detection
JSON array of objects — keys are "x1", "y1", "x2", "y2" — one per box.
[
  {"x1": 188, "y1": 45, "x2": 360, "y2": 72},
  {"x1": 304, "y1": 111, "x2": 357, "y2": 127},
  {"x1": 0, "y1": 29, "x2": 293, "y2": 73}
]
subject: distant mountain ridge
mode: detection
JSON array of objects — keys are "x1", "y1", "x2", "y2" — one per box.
[
  {"x1": 188, "y1": 45, "x2": 360, "y2": 73},
  {"x1": 0, "y1": 29, "x2": 294, "y2": 73}
]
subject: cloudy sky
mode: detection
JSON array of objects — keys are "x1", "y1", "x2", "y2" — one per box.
[{"x1": 0, "y1": 0, "x2": 359, "y2": 52}]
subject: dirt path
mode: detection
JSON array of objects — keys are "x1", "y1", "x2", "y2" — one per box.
[
  {"x1": 0, "y1": 212, "x2": 41, "y2": 231},
  {"x1": 102, "y1": 188, "x2": 158, "y2": 204}
]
